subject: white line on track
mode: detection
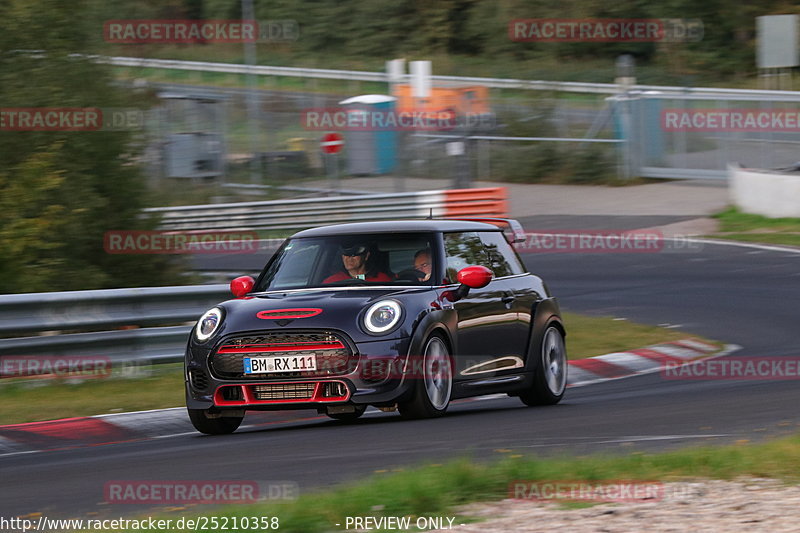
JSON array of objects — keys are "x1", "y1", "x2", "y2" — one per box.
[
  {"x1": 498, "y1": 434, "x2": 732, "y2": 449},
  {"x1": 684, "y1": 237, "x2": 800, "y2": 255}
]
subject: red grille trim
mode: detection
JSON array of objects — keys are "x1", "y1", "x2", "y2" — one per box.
[{"x1": 216, "y1": 341, "x2": 345, "y2": 354}]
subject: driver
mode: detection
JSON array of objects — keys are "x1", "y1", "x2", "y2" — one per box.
[{"x1": 324, "y1": 242, "x2": 393, "y2": 283}]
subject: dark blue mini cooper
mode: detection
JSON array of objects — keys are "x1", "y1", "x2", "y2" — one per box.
[{"x1": 185, "y1": 219, "x2": 567, "y2": 434}]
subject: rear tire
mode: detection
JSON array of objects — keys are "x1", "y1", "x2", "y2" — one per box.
[
  {"x1": 327, "y1": 405, "x2": 367, "y2": 422},
  {"x1": 520, "y1": 325, "x2": 567, "y2": 406},
  {"x1": 188, "y1": 408, "x2": 243, "y2": 435},
  {"x1": 398, "y1": 334, "x2": 453, "y2": 419}
]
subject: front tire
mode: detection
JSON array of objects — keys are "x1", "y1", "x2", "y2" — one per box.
[
  {"x1": 398, "y1": 334, "x2": 453, "y2": 419},
  {"x1": 188, "y1": 408, "x2": 243, "y2": 435},
  {"x1": 520, "y1": 324, "x2": 567, "y2": 406}
]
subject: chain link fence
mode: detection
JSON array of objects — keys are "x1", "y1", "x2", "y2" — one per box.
[{"x1": 134, "y1": 65, "x2": 800, "y2": 198}]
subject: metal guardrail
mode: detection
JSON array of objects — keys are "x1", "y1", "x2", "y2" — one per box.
[
  {"x1": 0, "y1": 326, "x2": 192, "y2": 364},
  {"x1": 103, "y1": 56, "x2": 388, "y2": 83},
  {"x1": 0, "y1": 284, "x2": 229, "y2": 335},
  {"x1": 106, "y1": 56, "x2": 800, "y2": 98},
  {"x1": 414, "y1": 134, "x2": 623, "y2": 143},
  {"x1": 0, "y1": 285, "x2": 231, "y2": 365},
  {"x1": 222, "y1": 183, "x2": 367, "y2": 197},
  {"x1": 145, "y1": 188, "x2": 508, "y2": 232}
]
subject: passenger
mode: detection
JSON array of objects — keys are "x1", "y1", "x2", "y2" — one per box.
[
  {"x1": 412, "y1": 248, "x2": 432, "y2": 282},
  {"x1": 324, "y1": 242, "x2": 393, "y2": 283}
]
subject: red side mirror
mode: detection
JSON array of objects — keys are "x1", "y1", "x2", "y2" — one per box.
[
  {"x1": 230, "y1": 275, "x2": 255, "y2": 298},
  {"x1": 456, "y1": 265, "x2": 493, "y2": 289}
]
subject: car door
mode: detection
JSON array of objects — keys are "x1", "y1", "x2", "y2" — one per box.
[
  {"x1": 443, "y1": 231, "x2": 518, "y2": 379},
  {"x1": 478, "y1": 231, "x2": 541, "y2": 370}
]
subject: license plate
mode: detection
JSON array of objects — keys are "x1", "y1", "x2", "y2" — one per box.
[{"x1": 244, "y1": 355, "x2": 317, "y2": 374}]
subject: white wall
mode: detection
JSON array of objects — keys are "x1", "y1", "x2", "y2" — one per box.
[{"x1": 729, "y1": 164, "x2": 800, "y2": 218}]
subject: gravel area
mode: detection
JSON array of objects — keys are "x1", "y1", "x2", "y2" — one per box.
[{"x1": 436, "y1": 479, "x2": 800, "y2": 532}]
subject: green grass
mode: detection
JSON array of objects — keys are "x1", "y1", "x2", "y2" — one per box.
[
  {"x1": 562, "y1": 311, "x2": 712, "y2": 359},
  {"x1": 0, "y1": 316, "x2": 716, "y2": 425},
  {"x1": 713, "y1": 233, "x2": 800, "y2": 247},
  {"x1": 0, "y1": 364, "x2": 185, "y2": 425},
  {"x1": 710, "y1": 207, "x2": 800, "y2": 248},
  {"x1": 97, "y1": 432, "x2": 800, "y2": 532}
]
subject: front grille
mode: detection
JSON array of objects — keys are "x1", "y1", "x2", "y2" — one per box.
[
  {"x1": 211, "y1": 331, "x2": 356, "y2": 379},
  {"x1": 252, "y1": 383, "x2": 315, "y2": 401}
]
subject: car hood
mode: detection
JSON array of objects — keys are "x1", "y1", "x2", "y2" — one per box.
[{"x1": 215, "y1": 287, "x2": 432, "y2": 343}]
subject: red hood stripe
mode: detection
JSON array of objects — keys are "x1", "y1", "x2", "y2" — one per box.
[{"x1": 256, "y1": 308, "x2": 323, "y2": 319}]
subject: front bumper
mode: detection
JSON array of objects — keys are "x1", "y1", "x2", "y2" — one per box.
[{"x1": 185, "y1": 335, "x2": 414, "y2": 411}]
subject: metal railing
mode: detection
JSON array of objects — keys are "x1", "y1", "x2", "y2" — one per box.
[
  {"x1": 0, "y1": 285, "x2": 229, "y2": 335},
  {"x1": 146, "y1": 188, "x2": 508, "y2": 232},
  {"x1": 0, "y1": 326, "x2": 193, "y2": 364},
  {"x1": 106, "y1": 56, "x2": 800, "y2": 97},
  {"x1": 0, "y1": 284, "x2": 230, "y2": 365}
]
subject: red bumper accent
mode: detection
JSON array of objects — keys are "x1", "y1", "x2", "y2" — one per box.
[{"x1": 213, "y1": 380, "x2": 350, "y2": 406}]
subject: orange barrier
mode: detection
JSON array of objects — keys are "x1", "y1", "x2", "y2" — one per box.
[{"x1": 443, "y1": 187, "x2": 508, "y2": 218}]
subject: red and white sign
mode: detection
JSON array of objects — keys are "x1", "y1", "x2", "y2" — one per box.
[{"x1": 321, "y1": 132, "x2": 344, "y2": 154}]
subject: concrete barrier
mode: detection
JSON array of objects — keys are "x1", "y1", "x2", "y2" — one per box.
[{"x1": 729, "y1": 163, "x2": 800, "y2": 218}]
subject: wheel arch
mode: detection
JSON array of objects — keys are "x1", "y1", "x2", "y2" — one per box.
[
  {"x1": 526, "y1": 297, "x2": 565, "y2": 371},
  {"x1": 406, "y1": 310, "x2": 456, "y2": 358}
]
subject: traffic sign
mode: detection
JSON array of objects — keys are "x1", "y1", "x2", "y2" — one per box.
[{"x1": 321, "y1": 132, "x2": 344, "y2": 154}]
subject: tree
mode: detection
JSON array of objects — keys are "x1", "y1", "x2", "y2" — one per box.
[{"x1": 0, "y1": 0, "x2": 187, "y2": 293}]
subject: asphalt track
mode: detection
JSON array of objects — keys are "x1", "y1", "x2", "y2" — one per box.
[{"x1": 2, "y1": 238, "x2": 800, "y2": 519}]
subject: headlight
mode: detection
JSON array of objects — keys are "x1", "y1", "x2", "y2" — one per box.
[
  {"x1": 195, "y1": 307, "x2": 223, "y2": 342},
  {"x1": 363, "y1": 300, "x2": 403, "y2": 334}
]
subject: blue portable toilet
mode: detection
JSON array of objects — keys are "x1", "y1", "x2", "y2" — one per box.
[
  {"x1": 639, "y1": 92, "x2": 665, "y2": 165},
  {"x1": 339, "y1": 95, "x2": 397, "y2": 175},
  {"x1": 608, "y1": 92, "x2": 664, "y2": 166}
]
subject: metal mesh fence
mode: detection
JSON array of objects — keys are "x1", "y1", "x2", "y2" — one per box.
[{"x1": 143, "y1": 76, "x2": 800, "y2": 193}]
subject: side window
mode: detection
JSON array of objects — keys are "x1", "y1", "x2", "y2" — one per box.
[
  {"x1": 443, "y1": 232, "x2": 491, "y2": 283},
  {"x1": 479, "y1": 231, "x2": 525, "y2": 277}
]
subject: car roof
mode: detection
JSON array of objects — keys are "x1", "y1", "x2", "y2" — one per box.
[{"x1": 290, "y1": 220, "x2": 503, "y2": 238}]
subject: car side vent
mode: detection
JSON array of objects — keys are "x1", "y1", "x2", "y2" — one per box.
[{"x1": 189, "y1": 369, "x2": 209, "y2": 391}]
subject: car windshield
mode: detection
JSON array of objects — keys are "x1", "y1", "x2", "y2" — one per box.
[{"x1": 255, "y1": 233, "x2": 436, "y2": 291}]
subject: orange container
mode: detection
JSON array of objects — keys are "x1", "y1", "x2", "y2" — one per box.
[{"x1": 392, "y1": 85, "x2": 490, "y2": 115}]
